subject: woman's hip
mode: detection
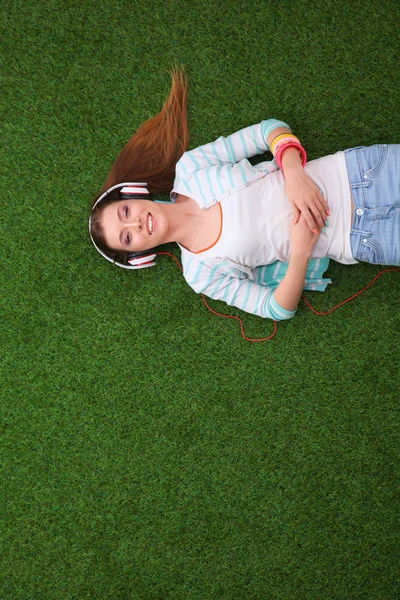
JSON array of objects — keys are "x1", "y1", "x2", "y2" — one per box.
[{"x1": 345, "y1": 144, "x2": 400, "y2": 266}]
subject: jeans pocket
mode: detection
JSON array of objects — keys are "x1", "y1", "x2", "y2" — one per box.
[
  {"x1": 358, "y1": 237, "x2": 385, "y2": 264},
  {"x1": 362, "y1": 145, "x2": 388, "y2": 180}
]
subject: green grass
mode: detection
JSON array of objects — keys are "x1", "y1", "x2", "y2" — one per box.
[{"x1": 1, "y1": 0, "x2": 400, "y2": 598}]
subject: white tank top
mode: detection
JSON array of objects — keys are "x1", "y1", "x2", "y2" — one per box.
[{"x1": 197, "y1": 151, "x2": 356, "y2": 266}]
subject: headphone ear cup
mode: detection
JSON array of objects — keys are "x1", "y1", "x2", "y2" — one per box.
[
  {"x1": 127, "y1": 250, "x2": 154, "y2": 259},
  {"x1": 119, "y1": 185, "x2": 152, "y2": 201},
  {"x1": 120, "y1": 193, "x2": 153, "y2": 201},
  {"x1": 127, "y1": 252, "x2": 157, "y2": 268}
]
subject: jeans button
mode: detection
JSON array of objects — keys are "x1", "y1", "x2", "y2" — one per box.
[{"x1": 356, "y1": 208, "x2": 364, "y2": 216}]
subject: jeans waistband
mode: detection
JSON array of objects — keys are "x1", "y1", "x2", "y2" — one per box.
[{"x1": 344, "y1": 147, "x2": 363, "y2": 186}]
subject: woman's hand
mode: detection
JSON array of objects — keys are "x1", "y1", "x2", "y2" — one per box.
[
  {"x1": 285, "y1": 167, "x2": 330, "y2": 233},
  {"x1": 280, "y1": 147, "x2": 330, "y2": 232},
  {"x1": 290, "y1": 213, "x2": 321, "y2": 258}
]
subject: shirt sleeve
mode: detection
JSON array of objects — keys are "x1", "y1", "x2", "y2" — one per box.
[
  {"x1": 175, "y1": 118, "x2": 291, "y2": 181},
  {"x1": 183, "y1": 256, "x2": 296, "y2": 321}
]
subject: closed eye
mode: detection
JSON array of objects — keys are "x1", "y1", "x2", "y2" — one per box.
[{"x1": 124, "y1": 206, "x2": 129, "y2": 218}]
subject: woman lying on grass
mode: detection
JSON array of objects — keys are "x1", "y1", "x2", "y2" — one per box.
[{"x1": 89, "y1": 70, "x2": 399, "y2": 321}]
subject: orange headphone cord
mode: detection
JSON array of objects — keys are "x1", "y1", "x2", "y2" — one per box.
[{"x1": 158, "y1": 252, "x2": 400, "y2": 342}]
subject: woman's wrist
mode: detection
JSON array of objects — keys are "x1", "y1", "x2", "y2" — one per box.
[
  {"x1": 280, "y1": 147, "x2": 304, "y2": 174},
  {"x1": 290, "y1": 248, "x2": 312, "y2": 262},
  {"x1": 273, "y1": 252, "x2": 309, "y2": 311}
]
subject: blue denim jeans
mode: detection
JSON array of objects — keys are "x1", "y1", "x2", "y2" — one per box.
[{"x1": 345, "y1": 144, "x2": 400, "y2": 266}]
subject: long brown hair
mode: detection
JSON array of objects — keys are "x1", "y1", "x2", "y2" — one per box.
[{"x1": 90, "y1": 68, "x2": 189, "y2": 263}]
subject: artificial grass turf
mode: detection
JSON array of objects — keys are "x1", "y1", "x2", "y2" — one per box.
[{"x1": 1, "y1": 0, "x2": 400, "y2": 598}]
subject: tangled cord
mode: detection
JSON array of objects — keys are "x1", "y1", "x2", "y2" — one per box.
[{"x1": 158, "y1": 252, "x2": 400, "y2": 342}]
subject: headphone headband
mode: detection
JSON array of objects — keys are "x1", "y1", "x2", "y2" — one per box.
[{"x1": 89, "y1": 181, "x2": 157, "y2": 270}]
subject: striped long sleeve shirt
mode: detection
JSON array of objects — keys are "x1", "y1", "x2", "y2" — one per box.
[{"x1": 171, "y1": 119, "x2": 331, "y2": 320}]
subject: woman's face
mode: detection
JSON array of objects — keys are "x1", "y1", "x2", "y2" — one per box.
[{"x1": 101, "y1": 200, "x2": 167, "y2": 252}]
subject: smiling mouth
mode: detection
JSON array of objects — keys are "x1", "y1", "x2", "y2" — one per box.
[{"x1": 147, "y1": 213, "x2": 154, "y2": 235}]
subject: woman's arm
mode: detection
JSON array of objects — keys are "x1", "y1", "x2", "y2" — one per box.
[
  {"x1": 182, "y1": 218, "x2": 320, "y2": 321},
  {"x1": 273, "y1": 215, "x2": 320, "y2": 311},
  {"x1": 173, "y1": 118, "x2": 291, "y2": 207},
  {"x1": 180, "y1": 119, "x2": 289, "y2": 168},
  {"x1": 267, "y1": 127, "x2": 330, "y2": 233},
  {"x1": 183, "y1": 258, "x2": 297, "y2": 321}
]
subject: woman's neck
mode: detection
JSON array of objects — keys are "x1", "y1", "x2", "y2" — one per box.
[{"x1": 161, "y1": 194, "x2": 203, "y2": 246}]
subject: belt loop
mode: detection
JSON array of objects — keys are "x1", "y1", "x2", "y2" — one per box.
[{"x1": 350, "y1": 181, "x2": 372, "y2": 189}]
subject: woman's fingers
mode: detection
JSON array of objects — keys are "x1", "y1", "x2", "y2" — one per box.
[
  {"x1": 308, "y1": 193, "x2": 329, "y2": 224},
  {"x1": 297, "y1": 199, "x2": 324, "y2": 232},
  {"x1": 309, "y1": 200, "x2": 327, "y2": 229},
  {"x1": 286, "y1": 174, "x2": 330, "y2": 232},
  {"x1": 302, "y1": 194, "x2": 329, "y2": 232},
  {"x1": 292, "y1": 204, "x2": 301, "y2": 224},
  {"x1": 301, "y1": 207, "x2": 320, "y2": 233},
  {"x1": 318, "y1": 188, "x2": 330, "y2": 215}
]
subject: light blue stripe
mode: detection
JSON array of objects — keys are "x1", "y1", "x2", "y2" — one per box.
[
  {"x1": 270, "y1": 294, "x2": 296, "y2": 320},
  {"x1": 276, "y1": 262, "x2": 286, "y2": 278},
  {"x1": 251, "y1": 125, "x2": 262, "y2": 153},
  {"x1": 239, "y1": 130, "x2": 249, "y2": 157},
  {"x1": 204, "y1": 167, "x2": 216, "y2": 199},
  {"x1": 179, "y1": 158, "x2": 189, "y2": 175},
  {"x1": 261, "y1": 120, "x2": 292, "y2": 147},
  {"x1": 264, "y1": 122, "x2": 277, "y2": 139},
  {"x1": 226, "y1": 136, "x2": 237, "y2": 162},
  {"x1": 210, "y1": 142, "x2": 224, "y2": 165},
  {"x1": 199, "y1": 147, "x2": 214, "y2": 167},
  {"x1": 270, "y1": 300, "x2": 286, "y2": 320},
  {"x1": 188, "y1": 152, "x2": 200, "y2": 171},
  {"x1": 238, "y1": 162, "x2": 248, "y2": 184},
  {"x1": 230, "y1": 281, "x2": 243, "y2": 305},
  {"x1": 254, "y1": 286, "x2": 266, "y2": 315},
  {"x1": 187, "y1": 261, "x2": 231, "y2": 289},
  {"x1": 226, "y1": 165, "x2": 235, "y2": 189},
  {"x1": 215, "y1": 167, "x2": 225, "y2": 194},
  {"x1": 201, "y1": 262, "x2": 232, "y2": 292},
  {"x1": 257, "y1": 265, "x2": 266, "y2": 284},
  {"x1": 183, "y1": 179, "x2": 192, "y2": 194},
  {"x1": 185, "y1": 257, "x2": 194, "y2": 272},
  {"x1": 309, "y1": 257, "x2": 320, "y2": 279},
  {"x1": 194, "y1": 171, "x2": 208, "y2": 205},
  {"x1": 187, "y1": 260, "x2": 208, "y2": 285},
  {"x1": 221, "y1": 137, "x2": 234, "y2": 162},
  {"x1": 210, "y1": 275, "x2": 226, "y2": 296},
  {"x1": 240, "y1": 281, "x2": 252, "y2": 311},
  {"x1": 221, "y1": 280, "x2": 233, "y2": 302}
]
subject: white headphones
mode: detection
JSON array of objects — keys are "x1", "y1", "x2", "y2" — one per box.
[{"x1": 89, "y1": 182, "x2": 158, "y2": 270}]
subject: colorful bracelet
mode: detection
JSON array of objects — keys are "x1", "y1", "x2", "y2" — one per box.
[
  {"x1": 275, "y1": 141, "x2": 307, "y2": 170},
  {"x1": 271, "y1": 136, "x2": 302, "y2": 158},
  {"x1": 269, "y1": 133, "x2": 298, "y2": 154}
]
